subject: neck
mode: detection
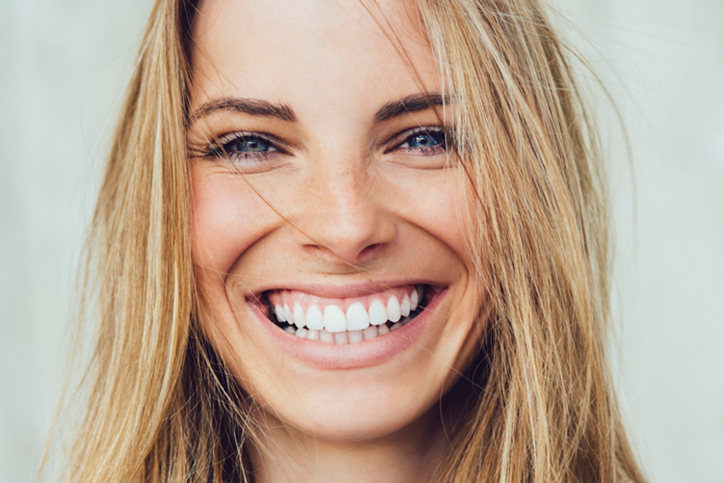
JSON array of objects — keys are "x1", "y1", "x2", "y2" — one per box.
[{"x1": 248, "y1": 407, "x2": 446, "y2": 483}]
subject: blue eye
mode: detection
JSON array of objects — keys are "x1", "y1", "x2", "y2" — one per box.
[
  {"x1": 207, "y1": 132, "x2": 281, "y2": 163},
  {"x1": 223, "y1": 134, "x2": 274, "y2": 154},
  {"x1": 395, "y1": 128, "x2": 448, "y2": 154},
  {"x1": 408, "y1": 131, "x2": 445, "y2": 148},
  {"x1": 237, "y1": 136, "x2": 270, "y2": 152}
]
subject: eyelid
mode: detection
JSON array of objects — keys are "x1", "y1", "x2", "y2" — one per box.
[
  {"x1": 384, "y1": 125, "x2": 448, "y2": 153},
  {"x1": 207, "y1": 131, "x2": 287, "y2": 155}
]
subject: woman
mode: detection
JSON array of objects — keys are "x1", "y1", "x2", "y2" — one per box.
[{"x1": 55, "y1": 0, "x2": 648, "y2": 481}]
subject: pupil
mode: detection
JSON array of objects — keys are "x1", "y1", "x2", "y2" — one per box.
[{"x1": 415, "y1": 134, "x2": 432, "y2": 146}]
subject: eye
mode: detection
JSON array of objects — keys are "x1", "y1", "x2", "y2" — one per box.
[
  {"x1": 390, "y1": 127, "x2": 448, "y2": 155},
  {"x1": 206, "y1": 132, "x2": 283, "y2": 164}
]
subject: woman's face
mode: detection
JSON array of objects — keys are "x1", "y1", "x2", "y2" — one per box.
[{"x1": 189, "y1": 0, "x2": 484, "y2": 442}]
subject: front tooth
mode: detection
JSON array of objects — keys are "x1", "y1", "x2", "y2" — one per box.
[
  {"x1": 387, "y1": 296, "x2": 401, "y2": 322},
  {"x1": 324, "y1": 305, "x2": 347, "y2": 333},
  {"x1": 401, "y1": 294, "x2": 411, "y2": 317},
  {"x1": 307, "y1": 330, "x2": 320, "y2": 341},
  {"x1": 369, "y1": 300, "x2": 387, "y2": 325},
  {"x1": 285, "y1": 326, "x2": 296, "y2": 334},
  {"x1": 378, "y1": 324, "x2": 390, "y2": 335},
  {"x1": 334, "y1": 332, "x2": 349, "y2": 345},
  {"x1": 306, "y1": 305, "x2": 324, "y2": 330},
  {"x1": 293, "y1": 303, "x2": 306, "y2": 328},
  {"x1": 410, "y1": 288, "x2": 419, "y2": 311},
  {"x1": 295, "y1": 327, "x2": 308, "y2": 338},
  {"x1": 363, "y1": 326, "x2": 379, "y2": 340},
  {"x1": 347, "y1": 330, "x2": 363, "y2": 344},
  {"x1": 320, "y1": 329, "x2": 335, "y2": 343},
  {"x1": 275, "y1": 305, "x2": 287, "y2": 322},
  {"x1": 346, "y1": 302, "x2": 370, "y2": 330}
]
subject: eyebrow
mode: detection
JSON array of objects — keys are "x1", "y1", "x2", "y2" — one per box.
[
  {"x1": 188, "y1": 92, "x2": 448, "y2": 125},
  {"x1": 373, "y1": 93, "x2": 447, "y2": 123},
  {"x1": 188, "y1": 97, "x2": 297, "y2": 124}
]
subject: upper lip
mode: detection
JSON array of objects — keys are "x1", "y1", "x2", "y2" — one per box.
[{"x1": 241, "y1": 280, "x2": 442, "y2": 300}]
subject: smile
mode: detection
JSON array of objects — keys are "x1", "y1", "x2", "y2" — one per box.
[
  {"x1": 259, "y1": 285, "x2": 429, "y2": 345},
  {"x1": 242, "y1": 282, "x2": 447, "y2": 369}
]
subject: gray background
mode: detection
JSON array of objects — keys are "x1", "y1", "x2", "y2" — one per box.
[{"x1": 1, "y1": 0, "x2": 722, "y2": 481}]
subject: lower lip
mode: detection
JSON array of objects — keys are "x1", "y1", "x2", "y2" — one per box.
[{"x1": 248, "y1": 288, "x2": 447, "y2": 369}]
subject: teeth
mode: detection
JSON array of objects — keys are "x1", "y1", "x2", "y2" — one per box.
[
  {"x1": 347, "y1": 330, "x2": 364, "y2": 344},
  {"x1": 286, "y1": 303, "x2": 300, "y2": 327},
  {"x1": 386, "y1": 296, "x2": 401, "y2": 323},
  {"x1": 286, "y1": 322, "x2": 410, "y2": 344},
  {"x1": 363, "y1": 326, "x2": 378, "y2": 340},
  {"x1": 272, "y1": 286, "x2": 426, "y2": 341},
  {"x1": 400, "y1": 294, "x2": 410, "y2": 317},
  {"x1": 324, "y1": 305, "x2": 347, "y2": 333},
  {"x1": 346, "y1": 302, "x2": 370, "y2": 330},
  {"x1": 306, "y1": 305, "x2": 324, "y2": 330},
  {"x1": 320, "y1": 329, "x2": 335, "y2": 343},
  {"x1": 369, "y1": 300, "x2": 387, "y2": 325},
  {"x1": 294, "y1": 303, "x2": 306, "y2": 328},
  {"x1": 276, "y1": 305, "x2": 287, "y2": 322}
]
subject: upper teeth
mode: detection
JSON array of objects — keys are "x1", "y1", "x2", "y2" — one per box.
[{"x1": 270, "y1": 286, "x2": 422, "y2": 333}]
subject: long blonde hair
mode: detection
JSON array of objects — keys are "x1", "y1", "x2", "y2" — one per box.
[{"x1": 52, "y1": 0, "x2": 648, "y2": 481}]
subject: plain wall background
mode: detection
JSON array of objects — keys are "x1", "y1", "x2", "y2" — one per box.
[{"x1": 1, "y1": 0, "x2": 722, "y2": 482}]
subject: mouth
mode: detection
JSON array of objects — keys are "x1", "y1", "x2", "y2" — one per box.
[{"x1": 255, "y1": 284, "x2": 433, "y2": 345}]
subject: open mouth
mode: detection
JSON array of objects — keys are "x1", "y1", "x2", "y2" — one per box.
[{"x1": 258, "y1": 284, "x2": 431, "y2": 345}]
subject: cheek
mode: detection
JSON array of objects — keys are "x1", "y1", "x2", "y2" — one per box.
[
  {"x1": 191, "y1": 167, "x2": 282, "y2": 278},
  {"x1": 391, "y1": 169, "x2": 470, "y2": 266},
  {"x1": 394, "y1": 169, "x2": 483, "y2": 352},
  {"x1": 427, "y1": 188, "x2": 467, "y2": 257}
]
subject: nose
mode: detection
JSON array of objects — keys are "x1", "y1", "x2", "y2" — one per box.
[{"x1": 291, "y1": 161, "x2": 395, "y2": 266}]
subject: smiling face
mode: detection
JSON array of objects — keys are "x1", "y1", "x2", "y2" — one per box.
[{"x1": 188, "y1": 0, "x2": 484, "y2": 444}]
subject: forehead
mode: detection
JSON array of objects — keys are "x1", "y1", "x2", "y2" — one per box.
[{"x1": 189, "y1": 0, "x2": 440, "y2": 114}]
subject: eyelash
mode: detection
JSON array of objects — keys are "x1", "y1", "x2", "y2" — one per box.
[
  {"x1": 386, "y1": 126, "x2": 448, "y2": 155},
  {"x1": 205, "y1": 131, "x2": 283, "y2": 164},
  {"x1": 204, "y1": 126, "x2": 449, "y2": 164}
]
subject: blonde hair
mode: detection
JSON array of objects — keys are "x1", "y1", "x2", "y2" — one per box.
[{"x1": 51, "y1": 0, "x2": 648, "y2": 482}]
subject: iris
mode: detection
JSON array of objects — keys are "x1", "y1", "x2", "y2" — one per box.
[
  {"x1": 408, "y1": 130, "x2": 445, "y2": 148},
  {"x1": 228, "y1": 135, "x2": 272, "y2": 153}
]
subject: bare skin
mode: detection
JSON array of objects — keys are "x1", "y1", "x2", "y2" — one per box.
[{"x1": 187, "y1": 0, "x2": 484, "y2": 481}]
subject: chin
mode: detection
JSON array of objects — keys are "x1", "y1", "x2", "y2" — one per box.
[{"x1": 202, "y1": 277, "x2": 482, "y2": 445}]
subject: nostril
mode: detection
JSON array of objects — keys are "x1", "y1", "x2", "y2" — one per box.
[
  {"x1": 289, "y1": 175, "x2": 397, "y2": 265},
  {"x1": 293, "y1": 210, "x2": 396, "y2": 266},
  {"x1": 301, "y1": 240, "x2": 386, "y2": 266},
  {"x1": 355, "y1": 243, "x2": 385, "y2": 262}
]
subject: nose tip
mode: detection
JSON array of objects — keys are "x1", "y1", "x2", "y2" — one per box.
[
  {"x1": 292, "y1": 181, "x2": 395, "y2": 266},
  {"x1": 293, "y1": 219, "x2": 393, "y2": 266}
]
